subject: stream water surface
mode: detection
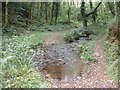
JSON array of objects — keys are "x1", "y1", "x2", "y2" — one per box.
[
  {"x1": 35, "y1": 40, "x2": 88, "y2": 81},
  {"x1": 34, "y1": 29, "x2": 117, "y2": 88}
]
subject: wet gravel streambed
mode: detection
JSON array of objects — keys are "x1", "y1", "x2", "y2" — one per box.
[
  {"x1": 35, "y1": 41, "x2": 88, "y2": 81},
  {"x1": 33, "y1": 30, "x2": 117, "y2": 88}
]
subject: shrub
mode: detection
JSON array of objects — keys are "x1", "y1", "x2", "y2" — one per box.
[
  {"x1": 64, "y1": 32, "x2": 74, "y2": 43},
  {"x1": 27, "y1": 25, "x2": 38, "y2": 31},
  {"x1": 64, "y1": 30, "x2": 84, "y2": 43},
  {"x1": 89, "y1": 34, "x2": 97, "y2": 40},
  {"x1": 3, "y1": 25, "x2": 18, "y2": 35},
  {"x1": 77, "y1": 42, "x2": 98, "y2": 63}
]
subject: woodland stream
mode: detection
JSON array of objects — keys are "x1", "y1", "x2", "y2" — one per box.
[{"x1": 35, "y1": 37, "x2": 88, "y2": 81}]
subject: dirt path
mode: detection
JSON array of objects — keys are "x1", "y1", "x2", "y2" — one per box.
[
  {"x1": 85, "y1": 35, "x2": 117, "y2": 88},
  {"x1": 44, "y1": 31, "x2": 65, "y2": 46},
  {"x1": 41, "y1": 32, "x2": 117, "y2": 88}
]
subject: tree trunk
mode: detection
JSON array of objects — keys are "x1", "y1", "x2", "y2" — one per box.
[
  {"x1": 81, "y1": 1, "x2": 87, "y2": 27},
  {"x1": 40, "y1": 2, "x2": 43, "y2": 19},
  {"x1": 5, "y1": 2, "x2": 8, "y2": 27},
  {"x1": 89, "y1": 0, "x2": 96, "y2": 22},
  {"x1": 30, "y1": 3, "x2": 34, "y2": 20},
  {"x1": 55, "y1": 2, "x2": 60, "y2": 24},
  {"x1": 67, "y1": 2, "x2": 71, "y2": 23},
  {"x1": 0, "y1": 2, "x2": 2, "y2": 29},
  {"x1": 45, "y1": 3, "x2": 48, "y2": 21},
  {"x1": 51, "y1": 2, "x2": 55, "y2": 24}
]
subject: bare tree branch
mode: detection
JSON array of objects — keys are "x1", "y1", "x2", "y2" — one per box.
[{"x1": 86, "y1": 2, "x2": 102, "y2": 17}]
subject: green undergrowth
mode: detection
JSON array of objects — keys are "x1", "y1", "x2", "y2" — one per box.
[
  {"x1": 1, "y1": 32, "x2": 50, "y2": 88},
  {"x1": 64, "y1": 30, "x2": 85, "y2": 43},
  {"x1": 65, "y1": 23, "x2": 107, "y2": 63},
  {"x1": 3, "y1": 20, "x2": 75, "y2": 35},
  {"x1": 18, "y1": 32, "x2": 50, "y2": 48},
  {"x1": 101, "y1": 36, "x2": 119, "y2": 83},
  {"x1": 2, "y1": 67, "x2": 47, "y2": 88},
  {"x1": 3, "y1": 32, "x2": 50, "y2": 48},
  {"x1": 63, "y1": 23, "x2": 107, "y2": 43},
  {"x1": 77, "y1": 41, "x2": 98, "y2": 63},
  {"x1": 38, "y1": 24, "x2": 74, "y2": 32}
]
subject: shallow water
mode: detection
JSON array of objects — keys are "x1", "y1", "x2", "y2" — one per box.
[
  {"x1": 40, "y1": 59, "x2": 88, "y2": 81},
  {"x1": 37, "y1": 41, "x2": 88, "y2": 81}
]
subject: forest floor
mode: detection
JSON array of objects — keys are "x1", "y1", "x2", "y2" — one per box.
[{"x1": 38, "y1": 30, "x2": 117, "y2": 88}]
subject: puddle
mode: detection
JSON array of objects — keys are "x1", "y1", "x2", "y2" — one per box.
[
  {"x1": 39, "y1": 58, "x2": 88, "y2": 81},
  {"x1": 36, "y1": 41, "x2": 88, "y2": 81},
  {"x1": 61, "y1": 60, "x2": 88, "y2": 81}
]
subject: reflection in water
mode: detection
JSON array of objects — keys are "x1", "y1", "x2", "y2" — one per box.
[
  {"x1": 61, "y1": 60, "x2": 87, "y2": 81},
  {"x1": 41, "y1": 59, "x2": 88, "y2": 81},
  {"x1": 38, "y1": 41, "x2": 88, "y2": 81}
]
